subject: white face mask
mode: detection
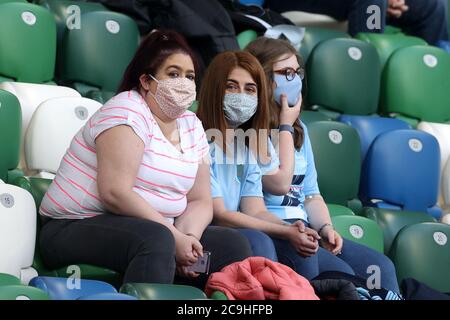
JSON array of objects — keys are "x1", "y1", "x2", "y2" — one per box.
[
  {"x1": 148, "y1": 74, "x2": 196, "y2": 119},
  {"x1": 223, "y1": 93, "x2": 258, "y2": 128}
]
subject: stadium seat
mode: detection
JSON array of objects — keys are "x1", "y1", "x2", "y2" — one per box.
[
  {"x1": 77, "y1": 293, "x2": 138, "y2": 300},
  {"x1": 361, "y1": 130, "x2": 441, "y2": 218},
  {"x1": 0, "y1": 82, "x2": 80, "y2": 172},
  {"x1": 30, "y1": 276, "x2": 118, "y2": 300},
  {"x1": 25, "y1": 97, "x2": 102, "y2": 179},
  {"x1": 338, "y1": 115, "x2": 411, "y2": 163},
  {"x1": 0, "y1": 2, "x2": 56, "y2": 83},
  {"x1": 327, "y1": 204, "x2": 355, "y2": 217},
  {"x1": 331, "y1": 215, "x2": 384, "y2": 253},
  {"x1": 418, "y1": 122, "x2": 450, "y2": 206},
  {"x1": 299, "y1": 27, "x2": 350, "y2": 63},
  {"x1": 307, "y1": 39, "x2": 381, "y2": 117},
  {"x1": 0, "y1": 90, "x2": 21, "y2": 183},
  {"x1": 308, "y1": 121, "x2": 362, "y2": 214},
  {"x1": 239, "y1": 0, "x2": 264, "y2": 6},
  {"x1": 0, "y1": 182, "x2": 38, "y2": 284},
  {"x1": 381, "y1": 46, "x2": 450, "y2": 125},
  {"x1": 0, "y1": 273, "x2": 21, "y2": 286},
  {"x1": 362, "y1": 207, "x2": 436, "y2": 254},
  {"x1": 12, "y1": 176, "x2": 123, "y2": 287},
  {"x1": 120, "y1": 283, "x2": 207, "y2": 300},
  {"x1": 356, "y1": 33, "x2": 427, "y2": 70},
  {"x1": 58, "y1": 10, "x2": 139, "y2": 101},
  {"x1": 444, "y1": 157, "x2": 450, "y2": 207},
  {"x1": 0, "y1": 285, "x2": 49, "y2": 300},
  {"x1": 390, "y1": 223, "x2": 450, "y2": 292},
  {"x1": 301, "y1": 110, "x2": 332, "y2": 126},
  {"x1": 237, "y1": 30, "x2": 258, "y2": 50}
]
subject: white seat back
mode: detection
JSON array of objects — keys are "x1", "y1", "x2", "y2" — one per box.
[
  {"x1": 25, "y1": 97, "x2": 102, "y2": 175},
  {"x1": 0, "y1": 182, "x2": 36, "y2": 280},
  {"x1": 282, "y1": 11, "x2": 348, "y2": 31},
  {"x1": 0, "y1": 82, "x2": 81, "y2": 172}
]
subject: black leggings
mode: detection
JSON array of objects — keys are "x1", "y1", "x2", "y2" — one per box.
[{"x1": 39, "y1": 213, "x2": 251, "y2": 288}]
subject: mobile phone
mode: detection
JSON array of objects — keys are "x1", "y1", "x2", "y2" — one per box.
[{"x1": 185, "y1": 251, "x2": 211, "y2": 274}]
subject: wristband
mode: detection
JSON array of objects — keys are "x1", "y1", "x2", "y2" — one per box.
[
  {"x1": 279, "y1": 124, "x2": 294, "y2": 135},
  {"x1": 318, "y1": 223, "x2": 333, "y2": 237}
]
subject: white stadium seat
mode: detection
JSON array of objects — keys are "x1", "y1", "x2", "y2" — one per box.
[
  {"x1": 25, "y1": 97, "x2": 102, "y2": 179},
  {"x1": 0, "y1": 82, "x2": 81, "y2": 172},
  {"x1": 418, "y1": 122, "x2": 450, "y2": 207},
  {"x1": 0, "y1": 182, "x2": 37, "y2": 284}
]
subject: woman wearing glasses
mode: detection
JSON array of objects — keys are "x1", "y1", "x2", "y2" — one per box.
[{"x1": 246, "y1": 37, "x2": 400, "y2": 293}]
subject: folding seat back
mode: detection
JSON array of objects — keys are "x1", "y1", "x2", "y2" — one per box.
[
  {"x1": 0, "y1": 285, "x2": 49, "y2": 300},
  {"x1": 331, "y1": 215, "x2": 384, "y2": 253},
  {"x1": 0, "y1": 2, "x2": 56, "y2": 83},
  {"x1": 307, "y1": 38, "x2": 381, "y2": 116},
  {"x1": 0, "y1": 182, "x2": 37, "y2": 283},
  {"x1": 356, "y1": 33, "x2": 427, "y2": 69},
  {"x1": 300, "y1": 27, "x2": 350, "y2": 63},
  {"x1": 308, "y1": 121, "x2": 361, "y2": 210},
  {"x1": 120, "y1": 283, "x2": 207, "y2": 300},
  {"x1": 381, "y1": 46, "x2": 450, "y2": 123},
  {"x1": 0, "y1": 82, "x2": 81, "y2": 171},
  {"x1": 390, "y1": 223, "x2": 450, "y2": 292},
  {"x1": 339, "y1": 115, "x2": 411, "y2": 162},
  {"x1": 0, "y1": 90, "x2": 21, "y2": 183},
  {"x1": 361, "y1": 130, "x2": 441, "y2": 217},
  {"x1": 59, "y1": 10, "x2": 139, "y2": 97},
  {"x1": 363, "y1": 207, "x2": 436, "y2": 254},
  {"x1": 25, "y1": 97, "x2": 102, "y2": 178},
  {"x1": 418, "y1": 122, "x2": 450, "y2": 206}
]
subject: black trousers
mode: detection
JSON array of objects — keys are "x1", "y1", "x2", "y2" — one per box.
[
  {"x1": 266, "y1": 0, "x2": 449, "y2": 44},
  {"x1": 39, "y1": 213, "x2": 251, "y2": 289}
]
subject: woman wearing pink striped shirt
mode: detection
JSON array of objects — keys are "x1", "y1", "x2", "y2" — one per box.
[{"x1": 38, "y1": 30, "x2": 251, "y2": 288}]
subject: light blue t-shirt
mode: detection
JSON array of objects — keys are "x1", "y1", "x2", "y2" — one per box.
[
  {"x1": 209, "y1": 141, "x2": 263, "y2": 212},
  {"x1": 260, "y1": 122, "x2": 320, "y2": 222}
]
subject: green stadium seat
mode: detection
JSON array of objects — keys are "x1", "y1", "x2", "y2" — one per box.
[
  {"x1": 0, "y1": 273, "x2": 21, "y2": 286},
  {"x1": 0, "y1": 0, "x2": 26, "y2": 3},
  {"x1": 307, "y1": 39, "x2": 381, "y2": 117},
  {"x1": 210, "y1": 291, "x2": 228, "y2": 300},
  {"x1": 389, "y1": 223, "x2": 450, "y2": 292},
  {"x1": 327, "y1": 204, "x2": 355, "y2": 217},
  {"x1": 237, "y1": 30, "x2": 258, "y2": 50},
  {"x1": 13, "y1": 176, "x2": 122, "y2": 288},
  {"x1": 356, "y1": 33, "x2": 427, "y2": 70},
  {"x1": 308, "y1": 121, "x2": 362, "y2": 214},
  {"x1": 332, "y1": 215, "x2": 384, "y2": 253},
  {"x1": 300, "y1": 27, "x2": 350, "y2": 63},
  {"x1": 362, "y1": 207, "x2": 436, "y2": 254},
  {"x1": 300, "y1": 110, "x2": 331, "y2": 126},
  {"x1": 120, "y1": 283, "x2": 207, "y2": 300},
  {"x1": 0, "y1": 285, "x2": 49, "y2": 300},
  {"x1": 381, "y1": 46, "x2": 450, "y2": 124},
  {"x1": 0, "y1": 90, "x2": 21, "y2": 183},
  {"x1": 0, "y1": 2, "x2": 56, "y2": 83},
  {"x1": 58, "y1": 10, "x2": 139, "y2": 99}
]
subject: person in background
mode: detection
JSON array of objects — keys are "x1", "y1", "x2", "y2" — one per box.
[
  {"x1": 265, "y1": 0, "x2": 449, "y2": 45},
  {"x1": 246, "y1": 36, "x2": 400, "y2": 293},
  {"x1": 38, "y1": 30, "x2": 251, "y2": 289}
]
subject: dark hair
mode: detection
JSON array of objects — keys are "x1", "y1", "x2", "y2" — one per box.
[
  {"x1": 246, "y1": 37, "x2": 305, "y2": 150},
  {"x1": 117, "y1": 30, "x2": 198, "y2": 93}
]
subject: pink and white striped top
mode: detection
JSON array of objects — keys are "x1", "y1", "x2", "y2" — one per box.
[{"x1": 40, "y1": 90, "x2": 209, "y2": 220}]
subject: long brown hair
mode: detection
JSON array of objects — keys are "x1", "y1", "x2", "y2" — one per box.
[
  {"x1": 197, "y1": 51, "x2": 271, "y2": 158},
  {"x1": 246, "y1": 37, "x2": 305, "y2": 150}
]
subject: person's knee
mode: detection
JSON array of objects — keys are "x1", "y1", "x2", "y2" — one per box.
[
  {"x1": 219, "y1": 228, "x2": 253, "y2": 261},
  {"x1": 238, "y1": 229, "x2": 278, "y2": 261},
  {"x1": 134, "y1": 221, "x2": 176, "y2": 256}
]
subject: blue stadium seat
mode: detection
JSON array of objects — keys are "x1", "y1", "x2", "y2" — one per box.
[
  {"x1": 361, "y1": 130, "x2": 441, "y2": 218},
  {"x1": 30, "y1": 276, "x2": 118, "y2": 300},
  {"x1": 77, "y1": 293, "x2": 138, "y2": 300},
  {"x1": 338, "y1": 115, "x2": 411, "y2": 162},
  {"x1": 239, "y1": 0, "x2": 264, "y2": 6}
]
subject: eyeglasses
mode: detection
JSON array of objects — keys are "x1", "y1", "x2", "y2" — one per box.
[{"x1": 273, "y1": 67, "x2": 305, "y2": 82}]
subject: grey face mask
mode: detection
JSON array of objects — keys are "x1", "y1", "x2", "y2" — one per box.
[{"x1": 223, "y1": 93, "x2": 258, "y2": 128}]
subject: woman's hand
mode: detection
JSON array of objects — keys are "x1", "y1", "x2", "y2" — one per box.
[
  {"x1": 287, "y1": 225, "x2": 320, "y2": 257},
  {"x1": 279, "y1": 94, "x2": 302, "y2": 126},
  {"x1": 320, "y1": 226, "x2": 343, "y2": 255},
  {"x1": 175, "y1": 233, "x2": 203, "y2": 266}
]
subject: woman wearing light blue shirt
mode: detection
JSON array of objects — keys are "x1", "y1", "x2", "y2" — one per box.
[{"x1": 246, "y1": 37, "x2": 400, "y2": 293}]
